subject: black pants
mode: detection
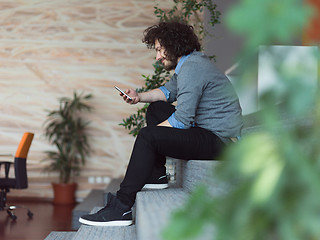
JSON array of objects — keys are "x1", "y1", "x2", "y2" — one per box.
[{"x1": 116, "y1": 101, "x2": 225, "y2": 207}]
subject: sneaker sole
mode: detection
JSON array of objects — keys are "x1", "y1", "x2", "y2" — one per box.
[
  {"x1": 79, "y1": 217, "x2": 133, "y2": 227},
  {"x1": 142, "y1": 183, "x2": 169, "y2": 190}
]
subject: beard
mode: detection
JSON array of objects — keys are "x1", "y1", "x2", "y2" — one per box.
[{"x1": 161, "y1": 58, "x2": 178, "y2": 71}]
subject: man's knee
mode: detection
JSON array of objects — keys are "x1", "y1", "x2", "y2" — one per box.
[
  {"x1": 138, "y1": 126, "x2": 153, "y2": 138},
  {"x1": 146, "y1": 101, "x2": 175, "y2": 126},
  {"x1": 136, "y1": 127, "x2": 157, "y2": 146},
  {"x1": 146, "y1": 101, "x2": 166, "y2": 116}
]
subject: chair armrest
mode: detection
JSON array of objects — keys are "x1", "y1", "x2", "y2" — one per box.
[{"x1": 0, "y1": 161, "x2": 13, "y2": 178}]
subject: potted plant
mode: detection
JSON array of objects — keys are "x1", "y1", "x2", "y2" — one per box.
[{"x1": 43, "y1": 91, "x2": 93, "y2": 204}]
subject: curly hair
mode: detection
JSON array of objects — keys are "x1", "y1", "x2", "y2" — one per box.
[{"x1": 142, "y1": 21, "x2": 201, "y2": 62}]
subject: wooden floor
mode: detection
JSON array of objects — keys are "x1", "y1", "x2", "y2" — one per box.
[{"x1": 0, "y1": 199, "x2": 76, "y2": 240}]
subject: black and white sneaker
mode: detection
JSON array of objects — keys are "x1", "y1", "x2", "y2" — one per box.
[
  {"x1": 79, "y1": 193, "x2": 132, "y2": 226},
  {"x1": 143, "y1": 174, "x2": 169, "y2": 190}
]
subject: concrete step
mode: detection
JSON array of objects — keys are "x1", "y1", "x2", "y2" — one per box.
[
  {"x1": 64, "y1": 160, "x2": 228, "y2": 240},
  {"x1": 72, "y1": 225, "x2": 136, "y2": 240},
  {"x1": 135, "y1": 160, "x2": 227, "y2": 240},
  {"x1": 44, "y1": 231, "x2": 76, "y2": 240},
  {"x1": 182, "y1": 160, "x2": 230, "y2": 196},
  {"x1": 135, "y1": 188, "x2": 188, "y2": 240}
]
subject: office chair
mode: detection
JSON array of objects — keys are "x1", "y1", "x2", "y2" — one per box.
[{"x1": 0, "y1": 132, "x2": 34, "y2": 220}]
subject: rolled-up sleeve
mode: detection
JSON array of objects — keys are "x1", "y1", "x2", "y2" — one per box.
[
  {"x1": 168, "y1": 112, "x2": 185, "y2": 129},
  {"x1": 159, "y1": 86, "x2": 170, "y2": 100}
]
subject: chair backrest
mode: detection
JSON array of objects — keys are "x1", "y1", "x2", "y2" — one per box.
[
  {"x1": 14, "y1": 132, "x2": 34, "y2": 189},
  {"x1": 15, "y1": 132, "x2": 34, "y2": 159}
]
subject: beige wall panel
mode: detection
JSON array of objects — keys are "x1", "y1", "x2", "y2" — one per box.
[{"x1": 0, "y1": 0, "x2": 172, "y2": 200}]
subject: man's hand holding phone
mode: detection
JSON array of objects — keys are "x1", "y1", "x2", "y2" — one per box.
[{"x1": 115, "y1": 86, "x2": 139, "y2": 104}]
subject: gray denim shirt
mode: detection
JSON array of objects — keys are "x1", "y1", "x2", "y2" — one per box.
[{"x1": 163, "y1": 51, "x2": 243, "y2": 143}]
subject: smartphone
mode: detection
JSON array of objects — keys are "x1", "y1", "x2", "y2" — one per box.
[{"x1": 114, "y1": 86, "x2": 132, "y2": 100}]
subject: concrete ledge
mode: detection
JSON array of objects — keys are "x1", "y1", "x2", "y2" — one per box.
[
  {"x1": 182, "y1": 160, "x2": 231, "y2": 197},
  {"x1": 44, "y1": 231, "x2": 76, "y2": 240},
  {"x1": 74, "y1": 225, "x2": 136, "y2": 240},
  {"x1": 136, "y1": 189, "x2": 188, "y2": 240},
  {"x1": 183, "y1": 160, "x2": 217, "y2": 192}
]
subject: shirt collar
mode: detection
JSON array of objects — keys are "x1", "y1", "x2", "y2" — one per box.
[{"x1": 175, "y1": 54, "x2": 191, "y2": 74}]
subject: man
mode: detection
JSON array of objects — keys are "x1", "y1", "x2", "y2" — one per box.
[{"x1": 79, "y1": 21, "x2": 243, "y2": 227}]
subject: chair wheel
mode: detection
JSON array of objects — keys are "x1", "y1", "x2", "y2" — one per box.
[
  {"x1": 7, "y1": 210, "x2": 17, "y2": 221},
  {"x1": 27, "y1": 210, "x2": 33, "y2": 218}
]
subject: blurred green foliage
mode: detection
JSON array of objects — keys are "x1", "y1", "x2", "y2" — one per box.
[
  {"x1": 163, "y1": 0, "x2": 319, "y2": 240},
  {"x1": 119, "y1": 0, "x2": 220, "y2": 136},
  {"x1": 227, "y1": 0, "x2": 311, "y2": 52}
]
